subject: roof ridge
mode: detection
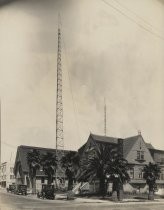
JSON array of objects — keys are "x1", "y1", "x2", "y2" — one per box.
[
  {"x1": 90, "y1": 133, "x2": 119, "y2": 139},
  {"x1": 122, "y1": 135, "x2": 140, "y2": 159},
  {"x1": 124, "y1": 135, "x2": 140, "y2": 140},
  {"x1": 19, "y1": 145, "x2": 56, "y2": 150},
  {"x1": 19, "y1": 145, "x2": 75, "y2": 152},
  {"x1": 149, "y1": 148, "x2": 164, "y2": 152}
]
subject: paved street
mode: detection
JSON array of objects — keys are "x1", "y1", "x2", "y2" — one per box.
[{"x1": 1, "y1": 190, "x2": 164, "y2": 210}]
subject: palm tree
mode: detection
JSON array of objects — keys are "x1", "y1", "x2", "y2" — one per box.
[
  {"x1": 40, "y1": 152, "x2": 57, "y2": 185},
  {"x1": 143, "y1": 162, "x2": 161, "y2": 200},
  {"x1": 77, "y1": 143, "x2": 117, "y2": 197},
  {"x1": 61, "y1": 151, "x2": 80, "y2": 191},
  {"x1": 27, "y1": 149, "x2": 41, "y2": 194},
  {"x1": 107, "y1": 157, "x2": 130, "y2": 201}
]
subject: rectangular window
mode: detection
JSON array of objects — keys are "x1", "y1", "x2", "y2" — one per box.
[
  {"x1": 137, "y1": 151, "x2": 140, "y2": 160},
  {"x1": 41, "y1": 177, "x2": 45, "y2": 183},
  {"x1": 138, "y1": 171, "x2": 144, "y2": 179},
  {"x1": 129, "y1": 168, "x2": 134, "y2": 179},
  {"x1": 160, "y1": 172, "x2": 164, "y2": 180},
  {"x1": 138, "y1": 172, "x2": 142, "y2": 179},
  {"x1": 141, "y1": 151, "x2": 144, "y2": 160},
  {"x1": 137, "y1": 151, "x2": 144, "y2": 160}
]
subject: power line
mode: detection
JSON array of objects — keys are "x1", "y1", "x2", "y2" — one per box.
[
  {"x1": 114, "y1": 0, "x2": 163, "y2": 34},
  {"x1": 1, "y1": 141, "x2": 17, "y2": 149},
  {"x1": 59, "y1": 15, "x2": 82, "y2": 145},
  {"x1": 101, "y1": 0, "x2": 164, "y2": 41},
  {"x1": 63, "y1": 35, "x2": 82, "y2": 144}
]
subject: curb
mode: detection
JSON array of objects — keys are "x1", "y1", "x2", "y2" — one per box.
[{"x1": 1, "y1": 190, "x2": 164, "y2": 206}]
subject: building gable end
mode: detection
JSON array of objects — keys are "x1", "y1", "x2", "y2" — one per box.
[{"x1": 125, "y1": 135, "x2": 154, "y2": 164}]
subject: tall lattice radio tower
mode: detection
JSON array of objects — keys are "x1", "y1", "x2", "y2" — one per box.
[{"x1": 56, "y1": 19, "x2": 64, "y2": 160}]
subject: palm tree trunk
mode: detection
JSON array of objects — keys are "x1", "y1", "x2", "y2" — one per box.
[
  {"x1": 112, "y1": 190, "x2": 117, "y2": 201},
  {"x1": 117, "y1": 183, "x2": 123, "y2": 201},
  {"x1": 112, "y1": 178, "x2": 119, "y2": 201},
  {"x1": 99, "y1": 176, "x2": 106, "y2": 197},
  {"x1": 47, "y1": 175, "x2": 53, "y2": 185},
  {"x1": 148, "y1": 184, "x2": 154, "y2": 200},
  {"x1": 32, "y1": 177, "x2": 36, "y2": 194},
  {"x1": 47, "y1": 179, "x2": 51, "y2": 185},
  {"x1": 68, "y1": 178, "x2": 73, "y2": 191},
  {"x1": 112, "y1": 181, "x2": 118, "y2": 201},
  {"x1": 29, "y1": 177, "x2": 32, "y2": 191}
]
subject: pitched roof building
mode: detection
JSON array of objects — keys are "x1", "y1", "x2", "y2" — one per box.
[
  {"x1": 13, "y1": 132, "x2": 164, "y2": 193},
  {"x1": 14, "y1": 145, "x2": 75, "y2": 191},
  {"x1": 78, "y1": 132, "x2": 164, "y2": 191}
]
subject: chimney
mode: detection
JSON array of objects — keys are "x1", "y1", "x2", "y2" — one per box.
[
  {"x1": 118, "y1": 138, "x2": 123, "y2": 158},
  {"x1": 138, "y1": 130, "x2": 141, "y2": 135}
]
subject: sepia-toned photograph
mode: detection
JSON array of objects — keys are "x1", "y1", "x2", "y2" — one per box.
[{"x1": 0, "y1": 0, "x2": 164, "y2": 209}]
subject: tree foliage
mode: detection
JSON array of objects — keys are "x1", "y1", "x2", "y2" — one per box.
[
  {"x1": 27, "y1": 149, "x2": 41, "y2": 193},
  {"x1": 61, "y1": 151, "x2": 80, "y2": 190},
  {"x1": 40, "y1": 152, "x2": 58, "y2": 185},
  {"x1": 143, "y1": 162, "x2": 161, "y2": 191},
  {"x1": 27, "y1": 149, "x2": 41, "y2": 178},
  {"x1": 107, "y1": 157, "x2": 130, "y2": 184},
  {"x1": 27, "y1": 149, "x2": 58, "y2": 190},
  {"x1": 78, "y1": 144, "x2": 115, "y2": 179},
  {"x1": 77, "y1": 143, "x2": 130, "y2": 196}
]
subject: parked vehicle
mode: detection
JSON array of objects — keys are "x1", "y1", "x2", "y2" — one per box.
[
  {"x1": 7, "y1": 184, "x2": 16, "y2": 193},
  {"x1": 14, "y1": 184, "x2": 27, "y2": 195},
  {"x1": 37, "y1": 184, "x2": 55, "y2": 200}
]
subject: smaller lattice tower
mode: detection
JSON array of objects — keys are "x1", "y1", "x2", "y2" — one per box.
[{"x1": 56, "y1": 17, "x2": 64, "y2": 162}]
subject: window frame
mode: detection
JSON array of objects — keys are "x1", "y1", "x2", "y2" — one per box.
[{"x1": 137, "y1": 151, "x2": 145, "y2": 160}]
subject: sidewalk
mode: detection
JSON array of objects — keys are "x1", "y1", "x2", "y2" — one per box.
[
  {"x1": 74, "y1": 197, "x2": 164, "y2": 205},
  {"x1": 1, "y1": 188, "x2": 164, "y2": 206},
  {"x1": 24, "y1": 192, "x2": 164, "y2": 206}
]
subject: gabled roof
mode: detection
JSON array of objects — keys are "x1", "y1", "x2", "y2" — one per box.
[
  {"x1": 122, "y1": 135, "x2": 139, "y2": 158},
  {"x1": 149, "y1": 148, "x2": 164, "y2": 154},
  {"x1": 78, "y1": 143, "x2": 87, "y2": 155},
  {"x1": 90, "y1": 133, "x2": 118, "y2": 144},
  {"x1": 77, "y1": 133, "x2": 119, "y2": 156},
  {"x1": 14, "y1": 145, "x2": 75, "y2": 173},
  {"x1": 122, "y1": 135, "x2": 156, "y2": 162},
  {"x1": 80, "y1": 133, "x2": 158, "y2": 160},
  {"x1": 146, "y1": 143, "x2": 154, "y2": 150}
]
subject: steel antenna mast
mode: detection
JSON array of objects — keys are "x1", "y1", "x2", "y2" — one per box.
[
  {"x1": 56, "y1": 14, "x2": 64, "y2": 161},
  {"x1": 104, "y1": 98, "x2": 107, "y2": 136}
]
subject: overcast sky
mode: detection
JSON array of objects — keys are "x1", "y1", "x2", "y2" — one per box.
[{"x1": 0, "y1": 0, "x2": 164, "y2": 162}]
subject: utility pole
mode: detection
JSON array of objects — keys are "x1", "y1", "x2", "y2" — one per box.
[
  {"x1": 104, "y1": 98, "x2": 107, "y2": 136},
  {"x1": 56, "y1": 15, "x2": 64, "y2": 164},
  {"x1": 0, "y1": 100, "x2": 1, "y2": 187}
]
